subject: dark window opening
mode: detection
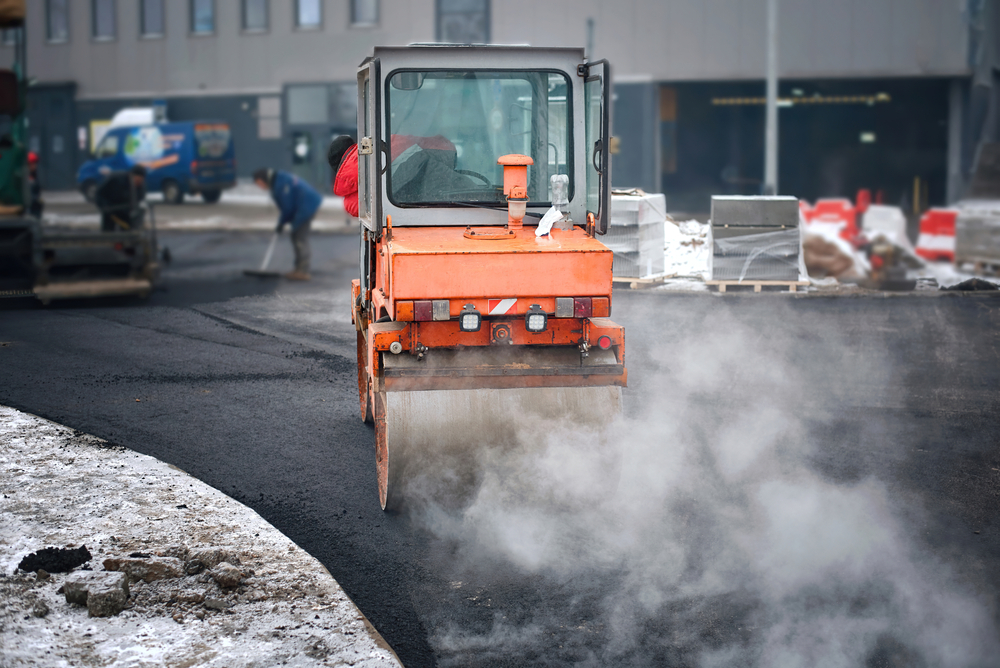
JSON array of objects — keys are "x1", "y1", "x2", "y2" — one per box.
[
  {"x1": 92, "y1": 0, "x2": 116, "y2": 40},
  {"x1": 436, "y1": 0, "x2": 489, "y2": 44}
]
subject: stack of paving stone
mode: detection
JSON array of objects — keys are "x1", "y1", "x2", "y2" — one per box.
[
  {"x1": 606, "y1": 191, "x2": 667, "y2": 278},
  {"x1": 955, "y1": 201, "x2": 1000, "y2": 267},
  {"x1": 710, "y1": 195, "x2": 801, "y2": 281}
]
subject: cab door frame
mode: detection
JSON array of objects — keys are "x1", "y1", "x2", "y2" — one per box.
[
  {"x1": 357, "y1": 57, "x2": 383, "y2": 312},
  {"x1": 581, "y1": 59, "x2": 611, "y2": 234}
]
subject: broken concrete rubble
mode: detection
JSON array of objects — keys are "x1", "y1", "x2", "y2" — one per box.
[
  {"x1": 208, "y1": 561, "x2": 244, "y2": 588},
  {"x1": 189, "y1": 546, "x2": 238, "y2": 568},
  {"x1": 63, "y1": 571, "x2": 130, "y2": 617},
  {"x1": 103, "y1": 555, "x2": 186, "y2": 583}
]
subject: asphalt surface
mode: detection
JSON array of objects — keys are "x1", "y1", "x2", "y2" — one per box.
[{"x1": 2, "y1": 223, "x2": 1000, "y2": 667}]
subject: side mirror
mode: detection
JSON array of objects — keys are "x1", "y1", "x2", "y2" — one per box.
[
  {"x1": 390, "y1": 72, "x2": 425, "y2": 91},
  {"x1": 0, "y1": 70, "x2": 20, "y2": 117}
]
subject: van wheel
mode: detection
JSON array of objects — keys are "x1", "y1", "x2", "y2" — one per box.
[
  {"x1": 82, "y1": 180, "x2": 97, "y2": 203},
  {"x1": 200, "y1": 189, "x2": 222, "y2": 204},
  {"x1": 162, "y1": 180, "x2": 183, "y2": 204}
]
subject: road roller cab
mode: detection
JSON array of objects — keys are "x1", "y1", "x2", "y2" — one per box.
[{"x1": 351, "y1": 45, "x2": 625, "y2": 510}]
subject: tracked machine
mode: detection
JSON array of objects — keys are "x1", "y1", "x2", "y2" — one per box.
[{"x1": 352, "y1": 46, "x2": 625, "y2": 509}]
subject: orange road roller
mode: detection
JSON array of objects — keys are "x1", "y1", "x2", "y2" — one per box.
[{"x1": 351, "y1": 45, "x2": 625, "y2": 509}]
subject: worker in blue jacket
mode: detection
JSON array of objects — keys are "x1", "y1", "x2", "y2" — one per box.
[{"x1": 253, "y1": 168, "x2": 323, "y2": 280}]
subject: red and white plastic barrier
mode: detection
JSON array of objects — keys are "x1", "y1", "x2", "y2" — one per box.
[{"x1": 914, "y1": 208, "x2": 957, "y2": 262}]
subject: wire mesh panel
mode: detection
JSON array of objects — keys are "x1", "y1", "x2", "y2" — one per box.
[
  {"x1": 712, "y1": 229, "x2": 801, "y2": 281},
  {"x1": 710, "y1": 196, "x2": 801, "y2": 282},
  {"x1": 956, "y1": 206, "x2": 1000, "y2": 265}
]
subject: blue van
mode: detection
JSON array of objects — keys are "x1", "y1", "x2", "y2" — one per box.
[{"x1": 78, "y1": 121, "x2": 236, "y2": 204}]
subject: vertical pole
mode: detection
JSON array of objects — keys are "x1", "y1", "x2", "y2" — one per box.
[
  {"x1": 764, "y1": 0, "x2": 779, "y2": 196},
  {"x1": 586, "y1": 18, "x2": 595, "y2": 60},
  {"x1": 946, "y1": 79, "x2": 965, "y2": 203}
]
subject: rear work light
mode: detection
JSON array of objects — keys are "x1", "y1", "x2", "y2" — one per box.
[
  {"x1": 525, "y1": 304, "x2": 547, "y2": 332},
  {"x1": 459, "y1": 304, "x2": 481, "y2": 332}
]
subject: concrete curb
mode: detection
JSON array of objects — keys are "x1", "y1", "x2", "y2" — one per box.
[{"x1": 0, "y1": 405, "x2": 402, "y2": 667}]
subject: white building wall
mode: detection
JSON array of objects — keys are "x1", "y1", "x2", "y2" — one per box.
[
  {"x1": 6, "y1": 0, "x2": 436, "y2": 98},
  {"x1": 1, "y1": 0, "x2": 972, "y2": 97},
  {"x1": 493, "y1": 0, "x2": 969, "y2": 81}
]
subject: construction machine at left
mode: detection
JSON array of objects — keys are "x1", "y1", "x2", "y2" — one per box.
[{"x1": 0, "y1": 3, "x2": 160, "y2": 304}]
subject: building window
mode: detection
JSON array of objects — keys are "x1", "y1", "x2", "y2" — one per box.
[
  {"x1": 295, "y1": 0, "x2": 322, "y2": 29},
  {"x1": 46, "y1": 0, "x2": 70, "y2": 43},
  {"x1": 92, "y1": 0, "x2": 116, "y2": 40},
  {"x1": 242, "y1": 0, "x2": 268, "y2": 32},
  {"x1": 437, "y1": 0, "x2": 489, "y2": 44},
  {"x1": 191, "y1": 0, "x2": 215, "y2": 34},
  {"x1": 1, "y1": 28, "x2": 18, "y2": 46},
  {"x1": 351, "y1": 0, "x2": 378, "y2": 26},
  {"x1": 141, "y1": 0, "x2": 165, "y2": 37}
]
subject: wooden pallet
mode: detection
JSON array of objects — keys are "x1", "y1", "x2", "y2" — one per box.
[
  {"x1": 0, "y1": 288, "x2": 35, "y2": 299},
  {"x1": 612, "y1": 275, "x2": 671, "y2": 290},
  {"x1": 706, "y1": 279, "x2": 809, "y2": 293}
]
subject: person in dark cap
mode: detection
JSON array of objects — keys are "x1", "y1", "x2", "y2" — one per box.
[
  {"x1": 95, "y1": 164, "x2": 147, "y2": 231},
  {"x1": 253, "y1": 167, "x2": 323, "y2": 280},
  {"x1": 329, "y1": 135, "x2": 358, "y2": 218}
]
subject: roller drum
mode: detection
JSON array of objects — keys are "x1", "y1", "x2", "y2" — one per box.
[{"x1": 375, "y1": 384, "x2": 622, "y2": 511}]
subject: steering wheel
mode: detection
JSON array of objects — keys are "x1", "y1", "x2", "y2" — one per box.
[{"x1": 454, "y1": 169, "x2": 492, "y2": 186}]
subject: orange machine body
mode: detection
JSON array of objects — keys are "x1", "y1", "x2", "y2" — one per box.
[{"x1": 352, "y1": 222, "x2": 627, "y2": 407}]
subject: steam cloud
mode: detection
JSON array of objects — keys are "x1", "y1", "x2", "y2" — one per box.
[{"x1": 408, "y1": 300, "x2": 999, "y2": 666}]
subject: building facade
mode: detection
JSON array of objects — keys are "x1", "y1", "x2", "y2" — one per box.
[{"x1": 1, "y1": 0, "x2": 994, "y2": 212}]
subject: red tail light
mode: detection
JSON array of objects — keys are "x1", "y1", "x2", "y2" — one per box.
[
  {"x1": 414, "y1": 301, "x2": 433, "y2": 322},
  {"x1": 573, "y1": 297, "x2": 592, "y2": 318},
  {"x1": 191, "y1": 161, "x2": 198, "y2": 173}
]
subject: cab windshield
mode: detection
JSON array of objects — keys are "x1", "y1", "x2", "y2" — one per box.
[{"x1": 385, "y1": 70, "x2": 571, "y2": 206}]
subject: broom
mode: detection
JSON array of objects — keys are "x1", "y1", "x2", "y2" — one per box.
[{"x1": 243, "y1": 231, "x2": 282, "y2": 278}]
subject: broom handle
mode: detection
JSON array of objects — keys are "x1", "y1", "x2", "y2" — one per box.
[{"x1": 260, "y1": 232, "x2": 278, "y2": 271}]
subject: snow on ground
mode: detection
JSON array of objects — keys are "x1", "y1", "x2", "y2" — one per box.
[
  {"x1": 215, "y1": 182, "x2": 346, "y2": 211},
  {"x1": 45, "y1": 183, "x2": 346, "y2": 211},
  {"x1": 913, "y1": 261, "x2": 977, "y2": 289},
  {"x1": 0, "y1": 406, "x2": 400, "y2": 668},
  {"x1": 41, "y1": 212, "x2": 352, "y2": 233},
  {"x1": 663, "y1": 219, "x2": 712, "y2": 280}
]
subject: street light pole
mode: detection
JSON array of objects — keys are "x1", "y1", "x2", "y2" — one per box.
[{"x1": 764, "y1": 0, "x2": 779, "y2": 196}]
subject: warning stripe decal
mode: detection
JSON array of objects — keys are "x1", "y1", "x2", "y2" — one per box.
[{"x1": 488, "y1": 298, "x2": 516, "y2": 315}]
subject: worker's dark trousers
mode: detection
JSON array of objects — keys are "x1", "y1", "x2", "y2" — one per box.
[{"x1": 291, "y1": 219, "x2": 312, "y2": 273}]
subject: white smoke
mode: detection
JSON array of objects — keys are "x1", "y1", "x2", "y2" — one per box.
[{"x1": 409, "y1": 301, "x2": 999, "y2": 666}]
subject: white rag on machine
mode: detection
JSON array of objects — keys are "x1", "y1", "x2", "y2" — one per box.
[{"x1": 535, "y1": 206, "x2": 564, "y2": 237}]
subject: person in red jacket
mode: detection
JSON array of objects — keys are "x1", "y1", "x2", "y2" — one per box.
[
  {"x1": 328, "y1": 133, "x2": 469, "y2": 217},
  {"x1": 328, "y1": 136, "x2": 358, "y2": 218}
]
